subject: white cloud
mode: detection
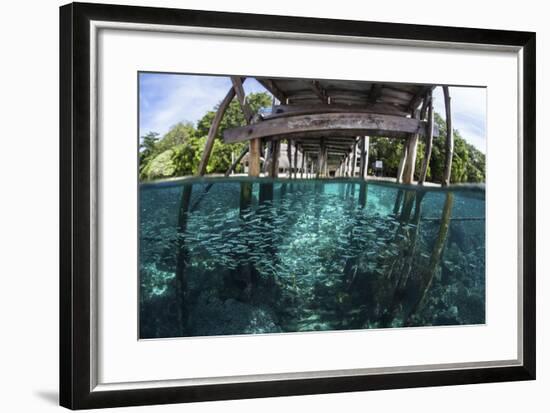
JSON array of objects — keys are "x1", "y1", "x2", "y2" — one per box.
[
  {"x1": 139, "y1": 74, "x2": 232, "y2": 136},
  {"x1": 433, "y1": 86, "x2": 487, "y2": 153},
  {"x1": 139, "y1": 74, "x2": 270, "y2": 137}
]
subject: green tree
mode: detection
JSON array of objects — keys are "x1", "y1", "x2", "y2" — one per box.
[
  {"x1": 194, "y1": 91, "x2": 271, "y2": 173},
  {"x1": 428, "y1": 113, "x2": 485, "y2": 184},
  {"x1": 139, "y1": 132, "x2": 159, "y2": 174},
  {"x1": 367, "y1": 112, "x2": 485, "y2": 184},
  {"x1": 154, "y1": 122, "x2": 196, "y2": 154},
  {"x1": 139, "y1": 92, "x2": 272, "y2": 181},
  {"x1": 140, "y1": 149, "x2": 177, "y2": 180},
  {"x1": 196, "y1": 92, "x2": 272, "y2": 139}
]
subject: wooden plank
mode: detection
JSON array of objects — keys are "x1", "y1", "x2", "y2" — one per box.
[
  {"x1": 309, "y1": 80, "x2": 329, "y2": 103},
  {"x1": 381, "y1": 87, "x2": 414, "y2": 103},
  {"x1": 257, "y1": 78, "x2": 287, "y2": 103},
  {"x1": 442, "y1": 86, "x2": 454, "y2": 186},
  {"x1": 298, "y1": 142, "x2": 356, "y2": 149},
  {"x1": 299, "y1": 146, "x2": 353, "y2": 153},
  {"x1": 368, "y1": 84, "x2": 382, "y2": 103},
  {"x1": 223, "y1": 112, "x2": 426, "y2": 143},
  {"x1": 263, "y1": 103, "x2": 409, "y2": 119},
  {"x1": 276, "y1": 130, "x2": 412, "y2": 140}
]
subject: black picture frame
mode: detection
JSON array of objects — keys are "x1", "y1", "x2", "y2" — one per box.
[{"x1": 60, "y1": 2, "x2": 536, "y2": 409}]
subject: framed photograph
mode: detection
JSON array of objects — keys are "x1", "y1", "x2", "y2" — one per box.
[{"x1": 60, "y1": 2, "x2": 536, "y2": 409}]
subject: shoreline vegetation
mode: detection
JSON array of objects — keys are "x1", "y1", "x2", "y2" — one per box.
[{"x1": 139, "y1": 92, "x2": 486, "y2": 184}]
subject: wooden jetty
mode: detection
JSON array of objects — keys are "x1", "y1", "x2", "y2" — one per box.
[{"x1": 196, "y1": 76, "x2": 453, "y2": 186}]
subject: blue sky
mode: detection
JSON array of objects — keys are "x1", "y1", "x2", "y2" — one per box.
[{"x1": 139, "y1": 73, "x2": 486, "y2": 153}]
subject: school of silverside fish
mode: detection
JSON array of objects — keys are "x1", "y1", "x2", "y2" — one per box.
[{"x1": 139, "y1": 178, "x2": 485, "y2": 339}]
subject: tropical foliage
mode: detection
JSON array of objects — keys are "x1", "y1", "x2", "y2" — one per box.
[
  {"x1": 139, "y1": 92, "x2": 272, "y2": 181},
  {"x1": 368, "y1": 113, "x2": 485, "y2": 183}
]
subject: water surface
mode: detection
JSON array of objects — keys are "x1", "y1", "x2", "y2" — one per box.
[{"x1": 139, "y1": 178, "x2": 485, "y2": 338}]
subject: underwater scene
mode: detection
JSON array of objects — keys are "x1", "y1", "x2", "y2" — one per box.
[{"x1": 139, "y1": 178, "x2": 485, "y2": 339}]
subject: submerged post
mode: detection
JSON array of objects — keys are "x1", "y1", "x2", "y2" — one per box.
[
  {"x1": 406, "y1": 192, "x2": 454, "y2": 323},
  {"x1": 442, "y1": 86, "x2": 454, "y2": 186},
  {"x1": 175, "y1": 185, "x2": 193, "y2": 334}
]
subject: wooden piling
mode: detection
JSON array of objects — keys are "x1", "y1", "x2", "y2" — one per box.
[
  {"x1": 175, "y1": 184, "x2": 193, "y2": 335},
  {"x1": 419, "y1": 90, "x2": 434, "y2": 185},
  {"x1": 240, "y1": 182, "x2": 253, "y2": 214},
  {"x1": 293, "y1": 141, "x2": 299, "y2": 179},
  {"x1": 396, "y1": 144, "x2": 408, "y2": 184},
  {"x1": 248, "y1": 138, "x2": 261, "y2": 177},
  {"x1": 300, "y1": 146, "x2": 305, "y2": 178},
  {"x1": 406, "y1": 192, "x2": 454, "y2": 324},
  {"x1": 351, "y1": 139, "x2": 358, "y2": 177},
  {"x1": 287, "y1": 139, "x2": 292, "y2": 178},
  {"x1": 197, "y1": 86, "x2": 236, "y2": 176},
  {"x1": 442, "y1": 86, "x2": 454, "y2": 186},
  {"x1": 268, "y1": 140, "x2": 280, "y2": 178},
  {"x1": 402, "y1": 133, "x2": 419, "y2": 185}
]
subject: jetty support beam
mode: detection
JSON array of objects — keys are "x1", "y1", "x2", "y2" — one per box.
[
  {"x1": 268, "y1": 140, "x2": 280, "y2": 178},
  {"x1": 231, "y1": 76, "x2": 260, "y2": 177},
  {"x1": 396, "y1": 140, "x2": 408, "y2": 183},
  {"x1": 402, "y1": 133, "x2": 419, "y2": 185},
  {"x1": 419, "y1": 90, "x2": 434, "y2": 185},
  {"x1": 442, "y1": 86, "x2": 454, "y2": 186},
  {"x1": 362, "y1": 136, "x2": 369, "y2": 180},
  {"x1": 223, "y1": 112, "x2": 430, "y2": 144},
  {"x1": 197, "y1": 83, "x2": 239, "y2": 175}
]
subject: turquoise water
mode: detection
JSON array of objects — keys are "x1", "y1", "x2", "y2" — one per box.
[{"x1": 139, "y1": 178, "x2": 485, "y2": 339}]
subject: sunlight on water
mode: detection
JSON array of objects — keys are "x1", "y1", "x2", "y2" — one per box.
[{"x1": 139, "y1": 178, "x2": 485, "y2": 338}]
